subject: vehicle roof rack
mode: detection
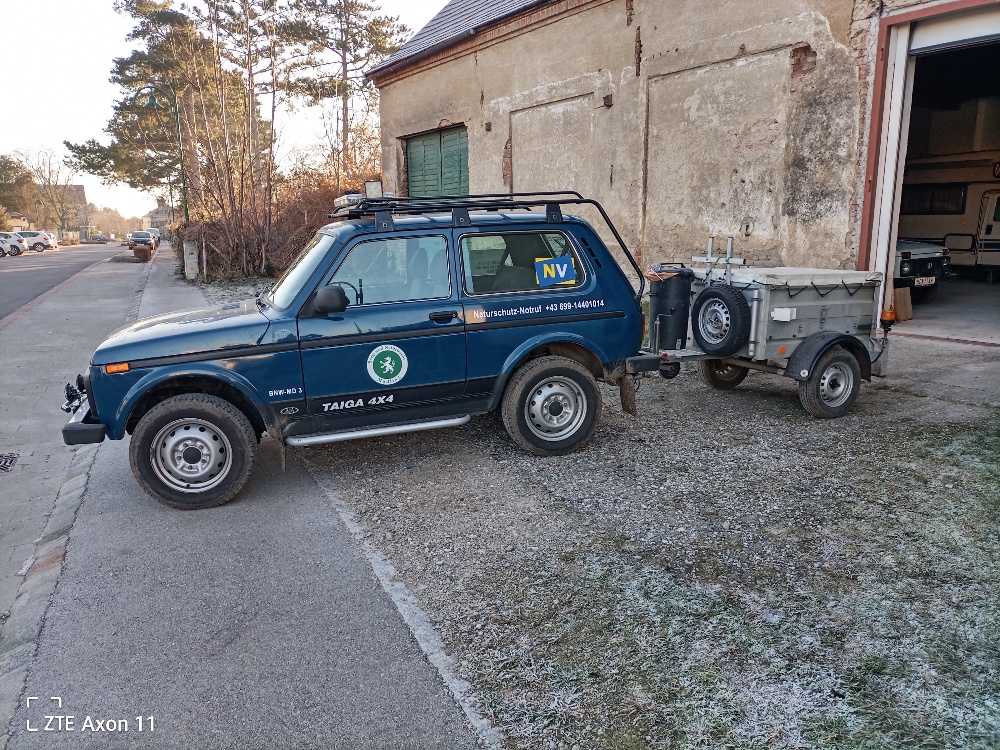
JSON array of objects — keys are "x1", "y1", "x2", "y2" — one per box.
[{"x1": 329, "y1": 191, "x2": 644, "y2": 298}]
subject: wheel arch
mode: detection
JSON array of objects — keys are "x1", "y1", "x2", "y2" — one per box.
[
  {"x1": 121, "y1": 370, "x2": 271, "y2": 439},
  {"x1": 488, "y1": 335, "x2": 607, "y2": 410},
  {"x1": 785, "y1": 332, "x2": 872, "y2": 383}
]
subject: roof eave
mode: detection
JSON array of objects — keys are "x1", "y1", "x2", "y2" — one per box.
[
  {"x1": 365, "y1": 29, "x2": 476, "y2": 82},
  {"x1": 365, "y1": 0, "x2": 554, "y2": 84}
]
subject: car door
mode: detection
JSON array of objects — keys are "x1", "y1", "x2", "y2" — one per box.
[
  {"x1": 459, "y1": 228, "x2": 610, "y2": 400},
  {"x1": 297, "y1": 232, "x2": 466, "y2": 431},
  {"x1": 978, "y1": 191, "x2": 1000, "y2": 267}
]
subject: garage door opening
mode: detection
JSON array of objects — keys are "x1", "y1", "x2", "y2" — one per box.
[
  {"x1": 873, "y1": 5, "x2": 1000, "y2": 345},
  {"x1": 894, "y1": 40, "x2": 1000, "y2": 342}
]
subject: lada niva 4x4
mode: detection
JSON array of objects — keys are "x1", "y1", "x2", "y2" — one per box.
[{"x1": 62, "y1": 194, "x2": 645, "y2": 509}]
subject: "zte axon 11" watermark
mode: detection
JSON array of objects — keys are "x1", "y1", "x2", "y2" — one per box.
[{"x1": 24, "y1": 697, "x2": 155, "y2": 734}]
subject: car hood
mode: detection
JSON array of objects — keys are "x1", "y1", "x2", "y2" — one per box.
[
  {"x1": 897, "y1": 240, "x2": 946, "y2": 258},
  {"x1": 94, "y1": 299, "x2": 272, "y2": 365}
]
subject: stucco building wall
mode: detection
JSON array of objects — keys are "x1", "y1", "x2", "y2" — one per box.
[{"x1": 373, "y1": 0, "x2": 953, "y2": 272}]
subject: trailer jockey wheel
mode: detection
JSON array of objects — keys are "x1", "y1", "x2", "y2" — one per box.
[
  {"x1": 658, "y1": 362, "x2": 681, "y2": 380},
  {"x1": 690, "y1": 285, "x2": 752, "y2": 356}
]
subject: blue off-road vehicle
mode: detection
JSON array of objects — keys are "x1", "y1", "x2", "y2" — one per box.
[{"x1": 61, "y1": 192, "x2": 647, "y2": 509}]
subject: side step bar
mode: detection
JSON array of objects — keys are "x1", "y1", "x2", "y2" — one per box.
[{"x1": 285, "y1": 415, "x2": 471, "y2": 448}]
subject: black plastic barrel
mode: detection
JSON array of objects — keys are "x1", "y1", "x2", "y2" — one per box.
[{"x1": 646, "y1": 265, "x2": 694, "y2": 351}]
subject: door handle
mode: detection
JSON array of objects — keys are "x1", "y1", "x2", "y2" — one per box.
[{"x1": 429, "y1": 310, "x2": 459, "y2": 323}]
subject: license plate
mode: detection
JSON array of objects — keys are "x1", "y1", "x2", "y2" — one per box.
[{"x1": 914, "y1": 276, "x2": 936, "y2": 287}]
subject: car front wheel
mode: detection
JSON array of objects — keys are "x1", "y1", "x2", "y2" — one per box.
[
  {"x1": 501, "y1": 355, "x2": 602, "y2": 456},
  {"x1": 129, "y1": 394, "x2": 257, "y2": 509}
]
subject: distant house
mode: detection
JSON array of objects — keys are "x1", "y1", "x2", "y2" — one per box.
[
  {"x1": 8, "y1": 213, "x2": 28, "y2": 232},
  {"x1": 143, "y1": 199, "x2": 173, "y2": 234}
]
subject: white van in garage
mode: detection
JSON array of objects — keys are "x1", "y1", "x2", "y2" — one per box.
[{"x1": 897, "y1": 169, "x2": 1000, "y2": 272}]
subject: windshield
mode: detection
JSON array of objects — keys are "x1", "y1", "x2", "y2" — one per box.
[{"x1": 267, "y1": 232, "x2": 337, "y2": 310}]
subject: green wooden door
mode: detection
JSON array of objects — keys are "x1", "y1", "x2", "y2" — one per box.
[
  {"x1": 406, "y1": 126, "x2": 468, "y2": 197},
  {"x1": 440, "y1": 127, "x2": 468, "y2": 195}
]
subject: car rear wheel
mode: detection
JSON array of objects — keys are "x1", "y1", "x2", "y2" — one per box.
[
  {"x1": 8, "y1": 247, "x2": 20, "y2": 257},
  {"x1": 32, "y1": 243, "x2": 44, "y2": 251},
  {"x1": 501, "y1": 355, "x2": 602, "y2": 456},
  {"x1": 129, "y1": 394, "x2": 257, "y2": 509}
]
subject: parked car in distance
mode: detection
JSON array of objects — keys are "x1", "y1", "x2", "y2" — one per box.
[
  {"x1": 0, "y1": 232, "x2": 28, "y2": 256},
  {"x1": 128, "y1": 231, "x2": 154, "y2": 250},
  {"x1": 91, "y1": 233, "x2": 108, "y2": 243},
  {"x1": 895, "y1": 239, "x2": 950, "y2": 303},
  {"x1": 17, "y1": 230, "x2": 55, "y2": 251},
  {"x1": 147, "y1": 228, "x2": 162, "y2": 248}
]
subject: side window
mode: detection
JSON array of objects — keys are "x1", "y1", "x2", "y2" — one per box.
[
  {"x1": 327, "y1": 235, "x2": 450, "y2": 305},
  {"x1": 461, "y1": 232, "x2": 582, "y2": 295}
]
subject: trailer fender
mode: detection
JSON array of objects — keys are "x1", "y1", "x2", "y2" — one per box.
[{"x1": 785, "y1": 332, "x2": 871, "y2": 383}]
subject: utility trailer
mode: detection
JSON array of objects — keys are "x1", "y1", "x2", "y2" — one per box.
[{"x1": 626, "y1": 239, "x2": 891, "y2": 418}]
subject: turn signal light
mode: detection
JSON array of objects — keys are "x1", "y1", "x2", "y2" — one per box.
[{"x1": 106, "y1": 362, "x2": 130, "y2": 374}]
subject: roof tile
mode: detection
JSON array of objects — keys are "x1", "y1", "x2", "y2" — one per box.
[{"x1": 367, "y1": 0, "x2": 549, "y2": 77}]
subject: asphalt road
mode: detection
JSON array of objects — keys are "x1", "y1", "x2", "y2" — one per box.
[
  {"x1": 9, "y1": 438, "x2": 478, "y2": 749},
  {"x1": 0, "y1": 243, "x2": 126, "y2": 319}
]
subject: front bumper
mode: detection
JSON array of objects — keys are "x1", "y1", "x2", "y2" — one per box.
[{"x1": 62, "y1": 407, "x2": 106, "y2": 445}]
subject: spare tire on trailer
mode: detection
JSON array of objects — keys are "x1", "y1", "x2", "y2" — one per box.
[{"x1": 690, "y1": 285, "x2": 751, "y2": 356}]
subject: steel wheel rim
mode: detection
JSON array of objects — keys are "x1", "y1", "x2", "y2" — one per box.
[
  {"x1": 524, "y1": 376, "x2": 587, "y2": 442},
  {"x1": 712, "y1": 362, "x2": 740, "y2": 379},
  {"x1": 819, "y1": 362, "x2": 854, "y2": 407},
  {"x1": 150, "y1": 418, "x2": 232, "y2": 494},
  {"x1": 699, "y1": 300, "x2": 731, "y2": 343}
]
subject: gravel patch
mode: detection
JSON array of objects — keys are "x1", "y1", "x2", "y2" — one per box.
[
  {"x1": 198, "y1": 276, "x2": 269, "y2": 305},
  {"x1": 304, "y1": 354, "x2": 1000, "y2": 749}
]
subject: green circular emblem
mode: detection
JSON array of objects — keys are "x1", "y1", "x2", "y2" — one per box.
[{"x1": 367, "y1": 344, "x2": 408, "y2": 385}]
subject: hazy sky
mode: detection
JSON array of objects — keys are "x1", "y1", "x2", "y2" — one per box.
[{"x1": 3, "y1": 0, "x2": 446, "y2": 219}]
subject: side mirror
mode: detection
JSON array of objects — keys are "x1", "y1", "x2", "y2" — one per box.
[
  {"x1": 313, "y1": 285, "x2": 349, "y2": 315},
  {"x1": 944, "y1": 233, "x2": 974, "y2": 252}
]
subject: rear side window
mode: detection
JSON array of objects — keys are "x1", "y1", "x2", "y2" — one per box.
[{"x1": 461, "y1": 231, "x2": 582, "y2": 295}]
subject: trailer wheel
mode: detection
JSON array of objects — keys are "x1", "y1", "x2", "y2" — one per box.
[
  {"x1": 798, "y1": 346, "x2": 861, "y2": 419},
  {"x1": 698, "y1": 359, "x2": 749, "y2": 390},
  {"x1": 691, "y1": 285, "x2": 751, "y2": 356},
  {"x1": 501, "y1": 355, "x2": 602, "y2": 456},
  {"x1": 658, "y1": 362, "x2": 681, "y2": 380}
]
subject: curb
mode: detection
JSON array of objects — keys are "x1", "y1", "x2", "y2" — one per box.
[
  {"x1": 0, "y1": 247, "x2": 160, "y2": 748},
  {"x1": 303, "y1": 458, "x2": 503, "y2": 750},
  {"x1": 127, "y1": 244, "x2": 160, "y2": 323},
  {"x1": 0, "y1": 444, "x2": 100, "y2": 749}
]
